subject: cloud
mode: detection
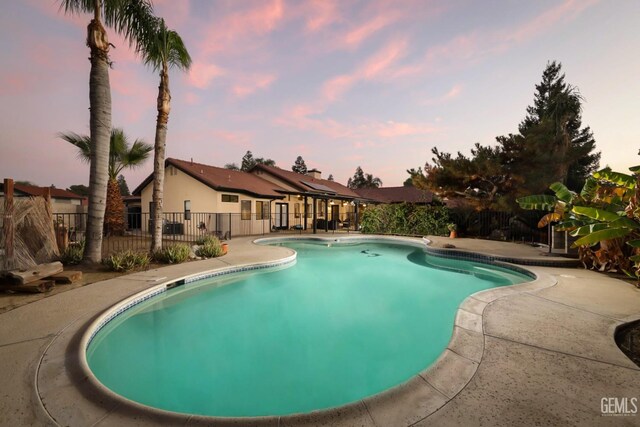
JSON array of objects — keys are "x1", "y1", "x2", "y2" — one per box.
[
  {"x1": 232, "y1": 74, "x2": 277, "y2": 99},
  {"x1": 186, "y1": 62, "x2": 224, "y2": 89},
  {"x1": 200, "y1": 0, "x2": 285, "y2": 56},
  {"x1": 304, "y1": 0, "x2": 341, "y2": 32},
  {"x1": 321, "y1": 38, "x2": 408, "y2": 102},
  {"x1": 422, "y1": 84, "x2": 464, "y2": 105},
  {"x1": 342, "y1": 13, "x2": 397, "y2": 49}
]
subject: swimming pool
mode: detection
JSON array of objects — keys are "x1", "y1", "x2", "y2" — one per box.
[{"x1": 85, "y1": 238, "x2": 532, "y2": 417}]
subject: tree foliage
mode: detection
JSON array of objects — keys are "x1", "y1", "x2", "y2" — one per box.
[
  {"x1": 360, "y1": 204, "x2": 451, "y2": 236},
  {"x1": 240, "y1": 151, "x2": 276, "y2": 171},
  {"x1": 416, "y1": 61, "x2": 600, "y2": 210},
  {"x1": 292, "y1": 156, "x2": 308, "y2": 174},
  {"x1": 327, "y1": 174, "x2": 334, "y2": 181},
  {"x1": 117, "y1": 174, "x2": 130, "y2": 196},
  {"x1": 347, "y1": 166, "x2": 382, "y2": 189},
  {"x1": 68, "y1": 184, "x2": 90, "y2": 197},
  {"x1": 518, "y1": 164, "x2": 640, "y2": 284}
]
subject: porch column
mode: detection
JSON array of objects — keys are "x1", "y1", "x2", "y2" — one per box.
[
  {"x1": 354, "y1": 202, "x2": 359, "y2": 231},
  {"x1": 304, "y1": 196, "x2": 308, "y2": 230},
  {"x1": 312, "y1": 197, "x2": 317, "y2": 234},
  {"x1": 324, "y1": 199, "x2": 329, "y2": 232}
]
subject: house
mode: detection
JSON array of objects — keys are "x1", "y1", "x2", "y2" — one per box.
[
  {"x1": 132, "y1": 158, "x2": 287, "y2": 237},
  {"x1": 250, "y1": 164, "x2": 363, "y2": 231},
  {"x1": 0, "y1": 183, "x2": 87, "y2": 212}
]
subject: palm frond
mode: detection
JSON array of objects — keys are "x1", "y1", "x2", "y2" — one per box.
[{"x1": 58, "y1": 131, "x2": 91, "y2": 164}]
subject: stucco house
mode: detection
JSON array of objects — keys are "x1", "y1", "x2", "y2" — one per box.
[{"x1": 132, "y1": 158, "x2": 287, "y2": 237}]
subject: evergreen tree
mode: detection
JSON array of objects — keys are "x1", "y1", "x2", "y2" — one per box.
[
  {"x1": 292, "y1": 156, "x2": 308, "y2": 174},
  {"x1": 68, "y1": 184, "x2": 90, "y2": 197},
  {"x1": 255, "y1": 157, "x2": 276, "y2": 167},
  {"x1": 241, "y1": 151, "x2": 256, "y2": 171},
  {"x1": 327, "y1": 174, "x2": 334, "y2": 181},
  {"x1": 404, "y1": 167, "x2": 423, "y2": 186},
  {"x1": 224, "y1": 162, "x2": 240, "y2": 170},
  {"x1": 117, "y1": 175, "x2": 130, "y2": 196},
  {"x1": 347, "y1": 166, "x2": 382, "y2": 189}
]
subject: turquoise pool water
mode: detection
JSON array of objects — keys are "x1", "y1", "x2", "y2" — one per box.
[{"x1": 87, "y1": 240, "x2": 531, "y2": 417}]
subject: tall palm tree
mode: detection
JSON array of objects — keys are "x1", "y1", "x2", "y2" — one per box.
[
  {"x1": 138, "y1": 17, "x2": 192, "y2": 251},
  {"x1": 59, "y1": 0, "x2": 154, "y2": 261},
  {"x1": 363, "y1": 174, "x2": 383, "y2": 189},
  {"x1": 60, "y1": 128, "x2": 152, "y2": 235}
]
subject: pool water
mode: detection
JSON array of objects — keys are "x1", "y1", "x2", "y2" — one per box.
[{"x1": 87, "y1": 241, "x2": 530, "y2": 417}]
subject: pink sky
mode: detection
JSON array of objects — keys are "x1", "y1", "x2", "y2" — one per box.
[{"x1": 1, "y1": 0, "x2": 638, "y2": 190}]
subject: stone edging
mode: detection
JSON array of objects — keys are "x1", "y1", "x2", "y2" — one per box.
[{"x1": 36, "y1": 236, "x2": 557, "y2": 426}]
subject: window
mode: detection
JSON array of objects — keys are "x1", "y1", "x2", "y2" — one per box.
[
  {"x1": 318, "y1": 201, "x2": 325, "y2": 217},
  {"x1": 294, "y1": 203, "x2": 300, "y2": 218},
  {"x1": 222, "y1": 194, "x2": 239, "y2": 203},
  {"x1": 306, "y1": 203, "x2": 312, "y2": 218},
  {"x1": 256, "y1": 201, "x2": 270, "y2": 219},
  {"x1": 241, "y1": 200, "x2": 251, "y2": 220}
]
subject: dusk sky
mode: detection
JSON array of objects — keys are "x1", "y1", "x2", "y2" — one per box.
[{"x1": 1, "y1": 0, "x2": 638, "y2": 190}]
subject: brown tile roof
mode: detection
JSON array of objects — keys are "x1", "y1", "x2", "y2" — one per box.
[
  {"x1": 252, "y1": 164, "x2": 361, "y2": 199},
  {"x1": 133, "y1": 158, "x2": 287, "y2": 199},
  {"x1": 0, "y1": 183, "x2": 86, "y2": 200},
  {"x1": 354, "y1": 186, "x2": 433, "y2": 204}
]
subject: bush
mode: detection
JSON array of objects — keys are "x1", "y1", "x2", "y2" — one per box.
[
  {"x1": 60, "y1": 240, "x2": 84, "y2": 265},
  {"x1": 103, "y1": 250, "x2": 150, "y2": 272},
  {"x1": 153, "y1": 244, "x2": 191, "y2": 264},
  {"x1": 196, "y1": 236, "x2": 224, "y2": 258},
  {"x1": 195, "y1": 235, "x2": 221, "y2": 246},
  {"x1": 360, "y1": 203, "x2": 452, "y2": 236}
]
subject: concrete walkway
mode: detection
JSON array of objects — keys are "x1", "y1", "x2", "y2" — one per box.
[{"x1": 0, "y1": 237, "x2": 638, "y2": 426}]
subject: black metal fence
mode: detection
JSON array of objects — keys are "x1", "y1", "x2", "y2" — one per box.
[
  {"x1": 52, "y1": 211, "x2": 356, "y2": 256},
  {"x1": 451, "y1": 209, "x2": 548, "y2": 244}
]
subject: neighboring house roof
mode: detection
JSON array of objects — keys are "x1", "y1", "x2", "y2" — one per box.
[
  {"x1": 0, "y1": 183, "x2": 85, "y2": 200},
  {"x1": 354, "y1": 186, "x2": 433, "y2": 204},
  {"x1": 251, "y1": 164, "x2": 361, "y2": 199},
  {"x1": 132, "y1": 158, "x2": 287, "y2": 199}
]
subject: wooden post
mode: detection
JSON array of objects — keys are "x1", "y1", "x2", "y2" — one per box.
[{"x1": 3, "y1": 178, "x2": 15, "y2": 271}]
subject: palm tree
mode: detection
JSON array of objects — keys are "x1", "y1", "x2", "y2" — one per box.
[
  {"x1": 60, "y1": 128, "x2": 152, "y2": 235},
  {"x1": 138, "y1": 17, "x2": 192, "y2": 251},
  {"x1": 59, "y1": 0, "x2": 155, "y2": 261},
  {"x1": 363, "y1": 174, "x2": 383, "y2": 189}
]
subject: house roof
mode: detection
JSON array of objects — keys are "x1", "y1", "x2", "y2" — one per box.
[
  {"x1": 251, "y1": 164, "x2": 361, "y2": 199},
  {"x1": 354, "y1": 186, "x2": 433, "y2": 204},
  {"x1": 132, "y1": 158, "x2": 287, "y2": 199},
  {"x1": 0, "y1": 183, "x2": 85, "y2": 200}
]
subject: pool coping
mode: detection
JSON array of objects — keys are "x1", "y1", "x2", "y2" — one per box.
[{"x1": 36, "y1": 235, "x2": 559, "y2": 426}]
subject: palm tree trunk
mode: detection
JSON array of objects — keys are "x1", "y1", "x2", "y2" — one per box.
[
  {"x1": 84, "y1": 5, "x2": 112, "y2": 263},
  {"x1": 151, "y1": 65, "x2": 171, "y2": 252}
]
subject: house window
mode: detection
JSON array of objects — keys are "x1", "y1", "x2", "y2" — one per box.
[
  {"x1": 306, "y1": 203, "x2": 312, "y2": 218},
  {"x1": 294, "y1": 203, "x2": 300, "y2": 218},
  {"x1": 222, "y1": 194, "x2": 239, "y2": 203},
  {"x1": 241, "y1": 200, "x2": 251, "y2": 220},
  {"x1": 256, "y1": 201, "x2": 270, "y2": 219},
  {"x1": 318, "y1": 201, "x2": 325, "y2": 217}
]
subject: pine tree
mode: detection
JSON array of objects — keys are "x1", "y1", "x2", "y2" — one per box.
[
  {"x1": 292, "y1": 156, "x2": 307, "y2": 174},
  {"x1": 347, "y1": 166, "x2": 381, "y2": 189},
  {"x1": 241, "y1": 151, "x2": 256, "y2": 171},
  {"x1": 117, "y1": 175, "x2": 130, "y2": 196},
  {"x1": 224, "y1": 163, "x2": 240, "y2": 170}
]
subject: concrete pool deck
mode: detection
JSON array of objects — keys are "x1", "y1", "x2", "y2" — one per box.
[{"x1": 0, "y1": 236, "x2": 639, "y2": 426}]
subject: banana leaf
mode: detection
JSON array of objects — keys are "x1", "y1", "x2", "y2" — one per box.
[
  {"x1": 517, "y1": 195, "x2": 557, "y2": 211},
  {"x1": 554, "y1": 219, "x2": 585, "y2": 231},
  {"x1": 593, "y1": 168, "x2": 635, "y2": 189},
  {"x1": 570, "y1": 223, "x2": 609, "y2": 237},
  {"x1": 571, "y1": 227, "x2": 632, "y2": 247},
  {"x1": 627, "y1": 239, "x2": 640, "y2": 248},
  {"x1": 572, "y1": 206, "x2": 621, "y2": 222},
  {"x1": 580, "y1": 176, "x2": 597, "y2": 201},
  {"x1": 549, "y1": 182, "x2": 574, "y2": 203},
  {"x1": 537, "y1": 212, "x2": 561, "y2": 228},
  {"x1": 609, "y1": 216, "x2": 640, "y2": 229},
  {"x1": 629, "y1": 254, "x2": 640, "y2": 263}
]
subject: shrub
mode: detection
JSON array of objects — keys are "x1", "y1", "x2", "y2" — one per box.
[
  {"x1": 60, "y1": 240, "x2": 85, "y2": 265},
  {"x1": 196, "y1": 236, "x2": 224, "y2": 258},
  {"x1": 153, "y1": 244, "x2": 191, "y2": 264},
  {"x1": 360, "y1": 203, "x2": 452, "y2": 236},
  {"x1": 195, "y1": 235, "x2": 221, "y2": 246},
  {"x1": 103, "y1": 250, "x2": 150, "y2": 272}
]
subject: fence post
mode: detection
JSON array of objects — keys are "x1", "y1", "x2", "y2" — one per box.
[{"x1": 3, "y1": 178, "x2": 15, "y2": 271}]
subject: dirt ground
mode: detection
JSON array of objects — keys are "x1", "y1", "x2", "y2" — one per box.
[{"x1": 0, "y1": 264, "x2": 136, "y2": 314}]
